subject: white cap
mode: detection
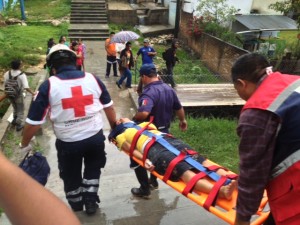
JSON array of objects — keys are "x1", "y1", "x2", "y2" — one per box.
[{"x1": 46, "y1": 44, "x2": 76, "y2": 60}]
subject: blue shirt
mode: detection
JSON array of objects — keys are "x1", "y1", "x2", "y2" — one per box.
[
  {"x1": 137, "y1": 46, "x2": 156, "y2": 64},
  {"x1": 137, "y1": 80, "x2": 182, "y2": 132}
]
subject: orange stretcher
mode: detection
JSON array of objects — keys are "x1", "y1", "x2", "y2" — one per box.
[{"x1": 127, "y1": 152, "x2": 270, "y2": 225}]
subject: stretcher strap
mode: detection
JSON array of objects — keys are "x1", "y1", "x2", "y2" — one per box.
[
  {"x1": 207, "y1": 165, "x2": 238, "y2": 180},
  {"x1": 129, "y1": 117, "x2": 154, "y2": 157},
  {"x1": 123, "y1": 122, "x2": 231, "y2": 185},
  {"x1": 182, "y1": 172, "x2": 207, "y2": 196},
  {"x1": 203, "y1": 176, "x2": 227, "y2": 210},
  {"x1": 142, "y1": 137, "x2": 156, "y2": 166},
  {"x1": 163, "y1": 151, "x2": 186, "y2": 183}
]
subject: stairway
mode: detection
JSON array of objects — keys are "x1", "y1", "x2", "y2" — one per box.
[{"x1": 68, "y1": 0, "x2": 109, "y2": 41}]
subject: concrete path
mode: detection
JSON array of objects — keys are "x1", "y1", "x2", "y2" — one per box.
[{"x1": 0, "y1": 41, "x2": 226, "y2": 225}]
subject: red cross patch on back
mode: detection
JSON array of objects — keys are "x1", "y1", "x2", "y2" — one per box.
[{"x1": 61, "y1": 86, "x2": 93, "y2": 117}]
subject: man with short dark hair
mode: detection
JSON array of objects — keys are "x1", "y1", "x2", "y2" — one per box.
[
  {"x1": 105, "y1": 32, "x2": 118, "y2": 77},
  {"x1": 3, "y1": 59, "x2": 35, "y2": 131},
  {"x1": 21, "y1": 44, "x2": 117, "y2": 215},
  {"x1": 130, "y1": 63, "x2": 187, "y2": 198},
  {"x1": 135, "y1": 39, "x2": 157, "y2": 65}
]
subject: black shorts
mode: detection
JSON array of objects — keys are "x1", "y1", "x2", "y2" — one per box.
[{"x1": 147, "y1": 136, "x2": 206, "y2": 181}]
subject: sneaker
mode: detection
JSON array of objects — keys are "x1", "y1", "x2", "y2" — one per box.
[
  {"x1": 131, "y1": 187, "x2": 151, "y2": 199},
  {"x1": 126, "y1": 86, "x2": 132, "y2": 88},
  {"x1": 116, "y1": 81, "x2": 121, "y2": 89},
  {"x1": 149, "y1": 177, "x2": 159, "y2": 190},
  {"x1": 105, "y1": 75, "x2": 109, "y2": 78},
  {"x1": 16, "y1": 124, "x2": 24, "y2": 132},
  {"x1": 113, "y1": 74, "x2": 118, "y2": 77}
]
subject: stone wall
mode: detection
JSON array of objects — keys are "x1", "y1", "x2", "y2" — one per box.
[
  {"x1": 147, "y1": 9, "x2": 169, "y2": 25},
  {"x1": 108, "y1": 10, "x2": 137, "y2": 25},
  {"x1": 179, "y1": 11, "x2": 249, "y2": 81}
]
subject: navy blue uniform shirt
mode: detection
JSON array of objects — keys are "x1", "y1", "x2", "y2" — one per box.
[{"x1": 137, "y1": 80, "x2": 182, "y2": 132}]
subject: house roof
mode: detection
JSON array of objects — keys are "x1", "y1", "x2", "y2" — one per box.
[{"x1": 235, "y1": 15, "x2": 298, "y2": 32}]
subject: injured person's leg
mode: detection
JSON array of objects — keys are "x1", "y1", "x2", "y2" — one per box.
[{"x1": 180, "y1": 170, "x2": 237, "y2": 200}]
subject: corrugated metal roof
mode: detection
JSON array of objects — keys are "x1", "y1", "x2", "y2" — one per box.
[{"x1": 235, "y1": 15, "x2": 298, "y2": 31}]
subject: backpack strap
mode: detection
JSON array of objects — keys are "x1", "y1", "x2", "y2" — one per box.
[{"x1": 9, "y1": 70, "x2": 24, "y2": 80}]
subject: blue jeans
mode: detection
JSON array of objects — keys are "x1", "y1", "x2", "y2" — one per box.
[{"x1": 117, "y1": 68, "x2": 132, "y2": 87}]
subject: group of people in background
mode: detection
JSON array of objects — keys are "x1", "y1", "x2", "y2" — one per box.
[
  {"x1": 104, "y1": 31, "x2": 180, "y2": 91},
  {"x1": 46, "y1": 36, "x2": 86, "y2": 74}
]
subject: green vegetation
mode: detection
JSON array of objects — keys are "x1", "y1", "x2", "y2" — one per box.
[
  {"x1": 170, "y1": 117, "x2": 239, "y2": 172},
  {"x1": 0, "y1": 24, "x2": 68, "y2": 69},
  {"x1": 2, "y1": 0, "x2": 71, "y2": 21}
]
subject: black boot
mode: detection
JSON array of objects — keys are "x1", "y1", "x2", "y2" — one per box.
[
  {"x1": 149, "y1": 174, "x2": 159, "y2": 190},
  {"x1": 84, "y1": 196, "x2": 100, "y2": 215},
  {"x1": 131, "y1": 187, "x2": 150, "y2": 198},
  {"x1": 131, "y1": 166, "x2": 151, "y2": 198}
]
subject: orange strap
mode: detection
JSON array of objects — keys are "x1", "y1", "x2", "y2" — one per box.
[
  {"x1": 162, "y1": 151, "x2": 186, "y2": 183},
  {"x1": 182, "y1": 172, "x2": 207, "y2": 196},
  {"x1": 203, "y1": 176, "x2": 227, "y2": 210}
]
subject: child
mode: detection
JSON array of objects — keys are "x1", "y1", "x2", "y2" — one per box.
[{"x1": 3, "y1": 60, "x2": 36, "y2": 131}]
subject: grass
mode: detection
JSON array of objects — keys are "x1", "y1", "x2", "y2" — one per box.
[
  {"x1": 170, "y1": 117, "x2": 239, "y2": 172},
  {"x1": 278, "y1": 30, "x2": 299, "y2": 45},
  {"x1": 2, "y1": 0, "x2": 71, "y2": 21},
  {"x1": 0, "y1": 23, "x2": 68, "y2": 69}
]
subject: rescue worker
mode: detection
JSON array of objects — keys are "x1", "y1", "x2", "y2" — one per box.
[
  {"x1": 232, "y1": 53, "x2": 300, "y2": 225},
  {"x1": 20, "y1": 44, "x2": 117, "y2": 215},
  {"x1": 130, "y1": 63, "x2": 187, "y2": 198}
]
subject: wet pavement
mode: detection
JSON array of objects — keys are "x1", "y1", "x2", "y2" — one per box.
[{"x1": 0, "y1": 41, "x2": 227, "y2": 225}]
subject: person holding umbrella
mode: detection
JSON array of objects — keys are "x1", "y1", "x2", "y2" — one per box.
[{"x1": 116, "y1": 42, "x2": 134, "y2": 89}]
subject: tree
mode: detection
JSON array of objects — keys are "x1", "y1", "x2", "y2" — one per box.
[
  {"x1": 196, "y1": 0, "x2": 239, "y2": 26},
  {"x1": 269, "y1": 0, "x2": 300, "y2": 29}
]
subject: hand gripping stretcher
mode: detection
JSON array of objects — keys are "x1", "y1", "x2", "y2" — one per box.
[{"x1": 109, "y1": 120, "x2": 270, "y2": 225}]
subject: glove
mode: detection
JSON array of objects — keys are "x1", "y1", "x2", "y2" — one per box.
[{"x1": 19, "y1": 143, "x2": 32, "y2": 153}]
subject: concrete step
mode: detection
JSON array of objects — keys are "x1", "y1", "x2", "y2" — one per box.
[
  {"x1": 70, "y1": 13, "x2": 107, "y2": 17},
  {"x1": 68, "y1": 35, "x2": 108, "y2": 40},
  {"x1": 70, "y1": 15, "x2": 107, "y2": 19},
  {"x1": 69, "y1": 31, "x2": 109, "y2": 36},
  {"x1": 70, "y1": 19, "x2": 107, "y2": 23},
  {"x1": 71, "y1": 1, "x2": 106, "y2": 4},
  {"x1": 71, "y1": 0, "x2": 106, "y2": 3},
  {"x1": 71, "y1": 12, "x2": 107, "y2": 16},
  {"x1": 71, "y1": 9, "x2": 106, "y2": 13},
  {"x1": 71, "y1": 5, "x2": 106, "y2": 8}
]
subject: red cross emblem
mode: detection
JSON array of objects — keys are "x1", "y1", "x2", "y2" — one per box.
[{"x1": 61, "y1": 86, "x2": 93, "y2": 117}]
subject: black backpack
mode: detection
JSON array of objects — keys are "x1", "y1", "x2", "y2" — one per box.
[
  {"x1": 4, "y1": 71, "x2": 23, "y2": 98},
  {"x1": 19, "y1": 152, "x2": 51, "y2": 186}
]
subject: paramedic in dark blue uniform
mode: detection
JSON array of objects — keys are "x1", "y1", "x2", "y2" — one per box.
[
  {"x1": 20, "y1": 44, "x2": 117, "y2": 215},
  {"x1": 131, "y1": 63, "x2": 187, "y2": 197}
]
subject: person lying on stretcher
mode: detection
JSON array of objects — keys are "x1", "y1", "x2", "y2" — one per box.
[{"x1": 109, "y1": 118, "x2": 237, "y2": 200}]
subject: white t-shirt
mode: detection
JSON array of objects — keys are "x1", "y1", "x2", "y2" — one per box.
[
  {"x1": 4, "y1": 69, "x2": 30, "y2": 89},
  {"x1": 116, "y1": 43, "x2": 126, "y2": 59}
]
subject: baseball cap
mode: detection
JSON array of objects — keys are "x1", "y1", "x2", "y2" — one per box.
[
  {"x1": 139, "y1": 63, "x2": 157, "y2": 76},
  {"x1": 143, "y1": 39, "x2": 149, "y2": 43}
]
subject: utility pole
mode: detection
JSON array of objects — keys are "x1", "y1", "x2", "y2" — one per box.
[
  {"x1": 174, "y1": 0, "x2": 181, "y2": 38},
  {"x1": 20, "y1": 0, "x2": 26, "y2": 20}
]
